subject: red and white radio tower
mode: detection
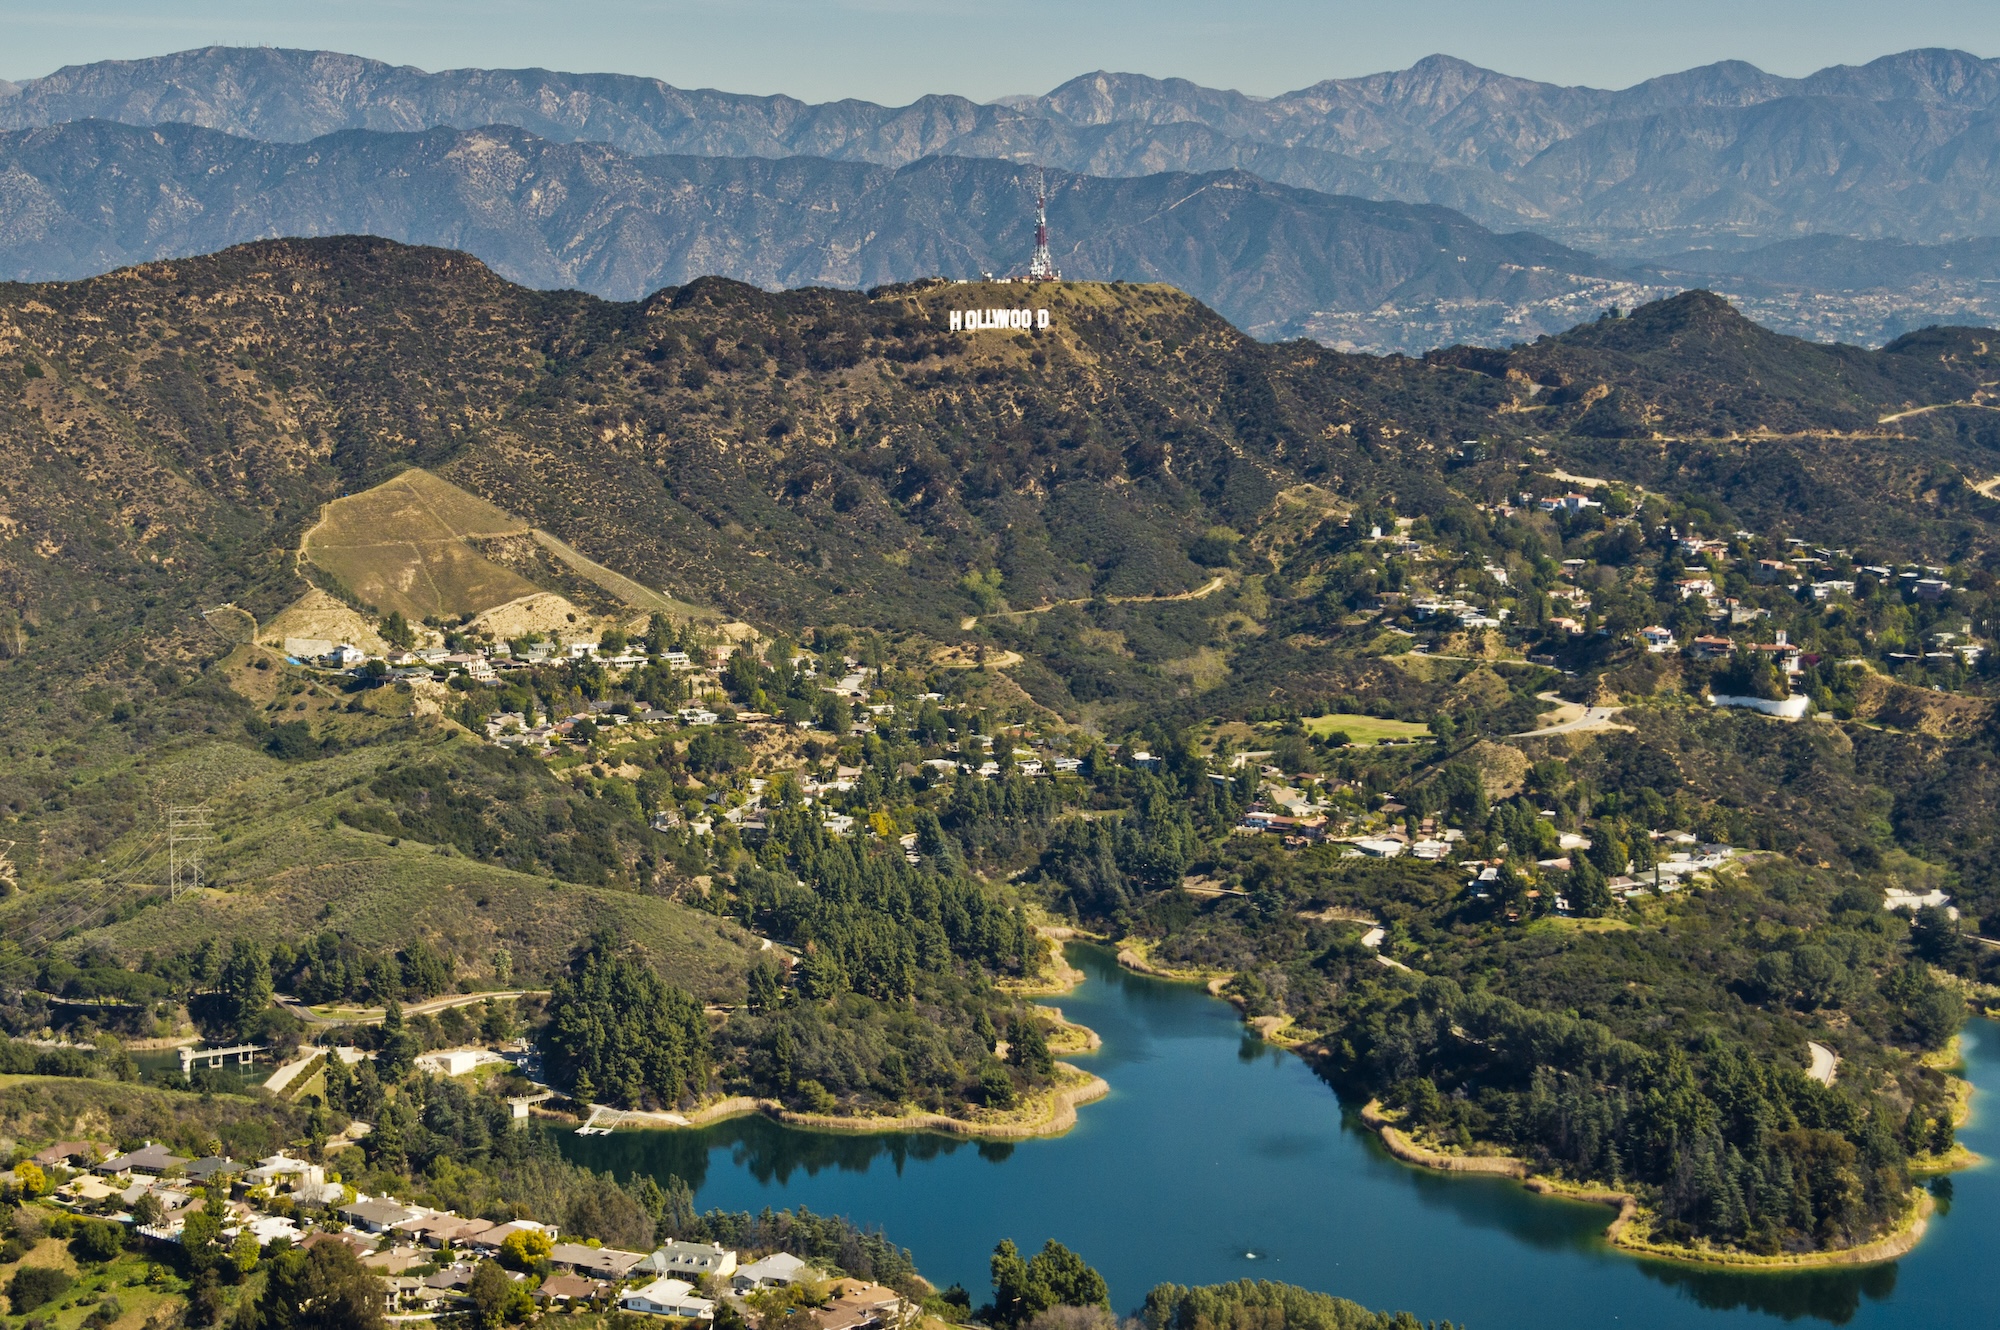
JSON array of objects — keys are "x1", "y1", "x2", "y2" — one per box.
[{"x1": 1027, "y1": 171, "x2": 1059, "y2": 281}]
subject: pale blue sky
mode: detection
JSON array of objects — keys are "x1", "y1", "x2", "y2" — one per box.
[{"x1": 2, "y1": 0, "x2": 1997, "y2": 103}]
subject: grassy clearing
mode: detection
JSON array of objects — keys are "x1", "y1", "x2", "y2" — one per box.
[
  {"x1": 1299, "y1": 713, "x2": 1431, "y2": 744},
  {"x1": 302, "y1": 468, "x2": 539, "y2": 620},
  {"x1": 1530, "y1": 916, "x2": 1640, "y2": 934}
]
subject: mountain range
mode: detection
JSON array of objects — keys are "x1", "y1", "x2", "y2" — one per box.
[
  {"x1": 0, "y1": 119, "x2": 1658, "y2": 348},
  {"x1": 10, "y1": 47, "x2": 2000, "y2": 350},
  {"x1": 15, "y1": 45, "x2": 2000, "y2": 249}
]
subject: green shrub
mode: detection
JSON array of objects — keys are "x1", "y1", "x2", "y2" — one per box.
[{"x1": 9, "y1": 1265, "x2": 73, "y2": 1311}]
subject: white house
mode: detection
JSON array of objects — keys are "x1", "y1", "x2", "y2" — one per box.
[
  {"x1": 733, "y1": 1252, "x2": 819, "y2": 1292},
  {"x1": 647, "y1": 1241, "x2": 737, "y2": 1280},
  {"x1": 623, "y1": 1277, "x2": 715, "y2": 1320}
]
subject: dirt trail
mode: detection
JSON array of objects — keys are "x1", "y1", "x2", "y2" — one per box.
[
  {"x1": 963, "y1": 574, "x2": 1228, "y2": 631},
  {"x1": 1880, "y1": 401, "x2": 2000, "y2": 424}
]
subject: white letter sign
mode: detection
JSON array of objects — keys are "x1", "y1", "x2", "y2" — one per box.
[{"x1": 947, "y1": 308, "x2": 1052, "y2": 333}]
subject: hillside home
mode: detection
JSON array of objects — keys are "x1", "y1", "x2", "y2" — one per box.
[
  {"x1": 645, "y1": 1240, "x2": 738, "y2": 1280},
  {"x1": 33, "y1": 1141, "x2": 107, "y2": 1169},
  {"x1": 1753, "y1": 631, "x2": 1804, "y2": 675},
  {"x1": 467, "y1": 1219, "x2": 558, "y2": 1252},
  {"x1": 1688, "y1": 635, "x2": 1734, "y2": 661},
  {"x1": 549, "y1": 1243, "x2": 649, "y2": 1279},
  {"x1": 622, "y1": 1277, "x2": 715, "y2": 1320},
  {"x1": 1639, "y1": 626, "x2": 1677, "y2": 653},
  {"x1": 96, "y1": 1143, "x2": 189, "y2": 1177},
  {"x1": 182, "y1": 1156, "x2": 237, "y2": 1186},
  {"x1": 339, "y1": 1197, "x2": 423, "y2": 1233},
  {"x1": 732, "y1": 1252, "x2": 822, "y2": 1292},
  {"x1": 538, "y1": 1273, "x2": 612, "y2": 1305},
  {"x1": 818, "y1": 1281, "x2": 905, "y2": 1330},
  {"x1": 402, "y1": 1213, "x2": 473, "y2": 1248}
]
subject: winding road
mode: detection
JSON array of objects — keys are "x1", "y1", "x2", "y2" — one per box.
[
  {"x1": 1806, "y1": 1040, "x2": 1840, "y2": 1086},
  {"x1": 1513, "y1": 692, "x2": 1629, "y2": 739},
  {"x1": 276, "y1": 989, "x2": 547, "y2": 1027}
]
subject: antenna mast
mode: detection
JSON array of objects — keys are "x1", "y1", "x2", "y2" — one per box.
[{"x1": 1027, "y1": 170, "x2": 1059, "y2": 281}]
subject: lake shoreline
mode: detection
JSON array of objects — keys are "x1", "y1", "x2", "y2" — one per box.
[
  {"x1": 1359, "y1": 1097, "x2": 1946, "y2": 1271},
  {"x1": 572, "y1": 1064, "x2": 1112, "y2": 1141}
]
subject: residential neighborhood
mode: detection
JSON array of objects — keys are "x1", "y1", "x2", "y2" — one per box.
[{"x1": 23, "y1": 1140, "x2": 911, "y2": 1326}]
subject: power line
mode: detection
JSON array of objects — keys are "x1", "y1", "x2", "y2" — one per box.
[{"x1": 168, "y1": 805, "x2": 214, "y2": 902}]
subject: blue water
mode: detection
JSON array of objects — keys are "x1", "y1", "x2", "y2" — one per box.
[{"x1": 558, "y1": 945, "x2": 1998, "y2": 1328}]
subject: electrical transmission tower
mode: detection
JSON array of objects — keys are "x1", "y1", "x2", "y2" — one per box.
[{"x1": 167, "y1": 806, "x2": 214, "y2": 900}]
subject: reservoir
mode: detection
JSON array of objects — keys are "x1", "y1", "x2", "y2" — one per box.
[{"x1": 559, "y1": 945, "x2": 1997, "y2": 1329}]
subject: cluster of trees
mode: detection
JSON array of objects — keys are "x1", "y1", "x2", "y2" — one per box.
[
  {"x1": 707, "y1": 812, "x2": 1057, "y2": 1114},
  {"x1": 986, "y1": 1239, "x2": 1110, "y2": 1327},
  {"x1": 538, "y1": 943, "x2": 711, "y2": 1110},
  {"x1": 1038, "y1": 785, "x2": 1204, "y2": 920},
  {"x1": 738, "y1": 830, "x2": 1037, "y2": 998},
  {"x1": 1141, "y1": 1280, "x2": 1460, "y2": 1330},
  {"x1": 1344, "y1": 977, "x2": 1928, "y2": 1253},
  {"x1": 721, "y1": 979, "x2": 1055, "y2": 1114},
  {"x1": 268, "y1": 934, "x2": 454, "y2": 1006}
]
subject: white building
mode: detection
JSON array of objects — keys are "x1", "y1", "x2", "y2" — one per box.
[
  {"x1": 623, "y1": 1277, "x2": 716, "y2": 1320},
  {"x1": 415, "y1": 1049, "x2": 485, "y2": 1077},
  {"x1": 733, "y1": 1252, "x2": 819, "y2": 1292},
  {"x1": 647, "y1": 1241, "x2": 738, "y2": 1280}
]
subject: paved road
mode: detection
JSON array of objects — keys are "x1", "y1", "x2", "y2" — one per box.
[
  {"x1": 1806, "y1": 1040, "x2": 1839, "y2": 1085},
  {"x1": 1514, "y1": 691, "x2": 1629, "y2": 738},
  {"x1": 277, "y1": 989, "x2": 547, "y2": 1027}
]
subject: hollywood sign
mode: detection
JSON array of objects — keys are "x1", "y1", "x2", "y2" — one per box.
[{"x1": 949, "y1": 308, "x2": 1051, "y2": 332}]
